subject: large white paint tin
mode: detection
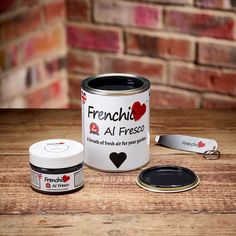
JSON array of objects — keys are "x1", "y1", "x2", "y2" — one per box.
[{"x1": 81, "y1": 73, "x2": 150, "y2": 172}]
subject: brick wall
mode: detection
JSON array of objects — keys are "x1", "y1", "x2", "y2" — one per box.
[
  {"x1": 1, "y1": 0, "x2": 236, "y2": 108},
  {"x1": 67, "y1": 0, "x2": 236, "y2": 108},
  {"x1": 0, "y1": 0, "x2": 68, "y2": 108}
]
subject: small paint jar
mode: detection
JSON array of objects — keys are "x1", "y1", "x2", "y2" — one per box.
[
  {"x1": 81, "y1": 73, "x2": 151, "y2": 172},
  {"x1": 29, "y1": 139, "x2": 84, "y2": 194}
]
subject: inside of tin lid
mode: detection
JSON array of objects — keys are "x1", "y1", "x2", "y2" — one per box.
[
  {"x1": 87, "y1": 75, "x2": 145, "y2": 91},
  {"x1": 136, "y1": 165, "x2": 200, "y2": 193}
]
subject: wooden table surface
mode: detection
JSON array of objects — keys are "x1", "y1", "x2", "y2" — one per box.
[{"x1": 0, "y1": 109, "x2": 236, "y2": 235}]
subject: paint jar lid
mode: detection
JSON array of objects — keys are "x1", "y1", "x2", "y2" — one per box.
[
  {"x1": 29, "y1": 139, "x2": 84, "y2": 169},
  {"x1": 136, "y1": 165, "x2": 200, "y2": 193}
]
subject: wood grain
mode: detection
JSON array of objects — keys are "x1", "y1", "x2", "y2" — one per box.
[
  {"x1": 0, "y1": 214, "x2": 236, "y2": 236},
  {"x1": 0, "y1": 109, "x2": 235, "y2": 235},
  {"x1": 0, "y1": 154, "x2": 235, "y2": 214}
]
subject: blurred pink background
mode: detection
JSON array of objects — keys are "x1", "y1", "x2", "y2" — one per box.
[{"x1": 0, "y1": 0, "x2": 236, "y2": 108}]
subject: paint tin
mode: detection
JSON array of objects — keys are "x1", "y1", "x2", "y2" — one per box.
[
  {"x1": 29, "y1": 139, "x2": 84, "y2": 194},
  {"x1": 81, "y1": 73, "x2": 151, "y2": 172}
]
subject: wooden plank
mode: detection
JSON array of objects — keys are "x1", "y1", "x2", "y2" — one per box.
[
  {"x1": 0, "y1": 110, "x2": 82, "y2": 154},
  {"x1": 0, "y1": 109, "x2": 235, "y2": 154},
  {"x1": 0, "y1": 109, "x2": 235, "y2": 235},
  {"x1": 0, "y1": 214, "x2": 236, "y2": 236},
  {"x1": 0, "y1": 127, "x2": 82, "y2": 154},
  {"x1": 0, "y1": 154, "x2": 235, "y2": 214}
]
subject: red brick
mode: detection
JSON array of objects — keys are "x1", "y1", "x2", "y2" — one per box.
[
  {"x1": 151, "y1": 85, "x2": 200, "y2": 108},
  {"x1": 1, "y1": 68, "x2": 27, "y2": 101},
  {"x1": 0, "y1": 0, "x2": 17, "y2": 14},
  {"x1": 68, "y1": 51, "x2": 97, "y2": 74},
  {"x1": 203, "y1": 94, "x2": 236, "y2": 108},
  {"x1": 44, "y1": 0, "x2": 66, "y2": 23},
  {"x1": 123, "y1": 0, "x2": 193, "y2": 4},
  {"x1": 26, "y1": 79, "x2": 63, "y2": 108},
  {"x1": 195, "y1": 0, "x2": 235, "y2": 10},
  {"x1": 42, "y1": 96, "x2": 68, "y2": 108},
  {"x1": 0, "y1": 63, "x2": 43, "y2": 101},
  {"x1": 169, "y1": 63, "x2": 236, "y2": 95},
  {"x1": 61, "y1": 103, "x2": 70, "y2": 108},
  {"x1": 25, "y1": 63, "x2": 44, "y2": 88},
  {"x1": 2, "y1": 96, "x2": 27, "y2": 108},
  {"x1": 20, "y1": 0, "x2": 39, "y2": 6},
  {"x1": 146, "y1": 0, "x2": 193, "y2": 4},
  {"x1": 165, "y1": 8, "x2": 235, "y2": 39},
  {"x1": 0, "y1": 8, "x2": 41, "y2": 42},
  {"x1": 69, "y1": 77, "x2": 83, "y2": 101},
  {"x1": 94, "y1": 0, "x2": 161, "y2": 29},
  {"x1": 45, "y1": 56, "x2": 67, "y2": 75},
  {"x1": 0, "y1": 45, "x2": 18, "y2": 72},
  {"x1": 70, "y1": 103, "x2": 81, "y2": 108},
  {"x1": 198, "y1": 42, "x2": 236, "y2": 69},
  {"x1": 99, "y1": 55, "x2": 166, "y2": 84},
  {"x1": 67, "y1": 0, "x2": 90, "y2": 21},
  {"x1": 21, "y1": 26, "x2": 65, "y2": 62},
  {"x1": 126, "y1": 31, "x2": 194, "y2": 61},
  {"x1": 67, "y1": 24, "x2": 121, "y2": 52}
]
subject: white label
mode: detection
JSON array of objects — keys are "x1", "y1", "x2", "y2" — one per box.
[
  {"x1": 31, "y1": 168, "x2": 84, "y2": 192},
  {"x1": 82, "y1": 89, "x2": 150, "y2": 171}
]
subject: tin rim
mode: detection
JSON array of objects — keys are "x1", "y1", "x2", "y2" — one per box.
[
  {"x1": 136, "y1": 165, "x2": 200, "y2": 193},
  {"x1": 81, "y1": 73, "x2": 151, "y2": 96}
]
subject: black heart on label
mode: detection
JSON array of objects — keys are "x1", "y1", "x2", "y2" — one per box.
[{"x1": 109, "y1": 152, "x2": 127, "y2": 168}]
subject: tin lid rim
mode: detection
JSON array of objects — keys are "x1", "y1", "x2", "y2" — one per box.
[
  {"x1": 136, "y1": 175, "x2": 200, "y2": 193},
  {"x1": 81, "y1": 73, "x2": 151, "y2": 96},
  {"x1": 136, "y1": 165, "x2": 200, "y2": 193}
]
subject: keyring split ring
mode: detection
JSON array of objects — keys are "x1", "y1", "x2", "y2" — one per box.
[{"x1": 203, "y1": 150, "x2": 221, "y2": 160}]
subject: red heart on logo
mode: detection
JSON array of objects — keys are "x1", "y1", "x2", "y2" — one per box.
[
  {"x1": 198, "y1": 141, "x2": 205, "y2": 148},
  {"x1": 132, "y1": 101, "x2": 146, "y2": 121},
  {"x1": 63, "y1": 175, "x2": 70, "y2": 182}
]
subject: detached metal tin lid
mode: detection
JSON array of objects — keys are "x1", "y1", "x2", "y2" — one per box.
[{"x1": 136, "y1": 165, "x2": 200, "y2": 193}]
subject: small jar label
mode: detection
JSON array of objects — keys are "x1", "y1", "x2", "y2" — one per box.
[{"x1": 31, "y1": 168, "x2": 84, "y2": 192}]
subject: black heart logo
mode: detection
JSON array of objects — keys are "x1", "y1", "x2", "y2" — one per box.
[{"x1": 109, "y1": 152, "x2": 127, "y2": 168}]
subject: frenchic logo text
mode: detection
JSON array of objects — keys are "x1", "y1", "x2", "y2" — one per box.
[
  {"x1": 44, "y1": 175, "x2": 70, "y2": 183},
  {"x1": 88, "y1": 101, "x2": 146, "y2": 122},
  {"x1": 88, "y1": 106, "x2": 135, "y2": 121},
  {"x1": 182, "y1": 140, "x2": 206, "y2": 148}
]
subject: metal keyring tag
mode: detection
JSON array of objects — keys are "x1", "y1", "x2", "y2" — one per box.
[
  {"x1": 203, "y1": 150, "x2": 221, "y2": 160},
  {"x1": 155, "y1": 135, "x2": 221, "y2": 160}
]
